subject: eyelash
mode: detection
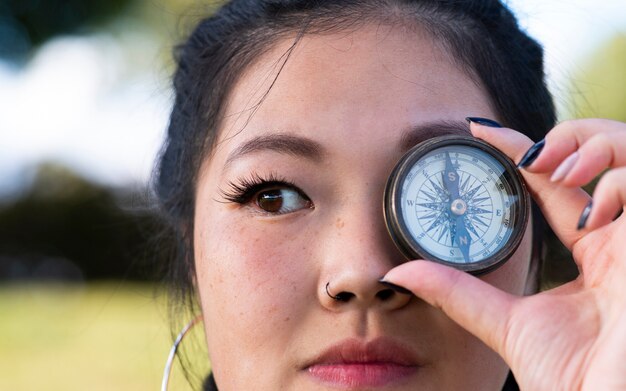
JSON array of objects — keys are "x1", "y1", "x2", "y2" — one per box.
[{"x1": 220, "y1": 172, "x2": 310, "y2": 207}]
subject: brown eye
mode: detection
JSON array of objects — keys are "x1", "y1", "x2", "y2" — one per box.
[{"x1": 256, "y1": 188, "x2": 312, "y2": 214}]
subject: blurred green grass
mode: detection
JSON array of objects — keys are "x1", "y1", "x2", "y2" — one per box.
[{"x1": 0, "y1": 282, "x2": 208, "y2": 391}]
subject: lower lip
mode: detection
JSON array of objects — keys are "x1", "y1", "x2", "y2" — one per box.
[{"x1": 307, "y1": 363, "x2": 417, "y2": 388}]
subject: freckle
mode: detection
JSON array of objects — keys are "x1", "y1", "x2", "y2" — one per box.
[
  {"x1": 284, "y1": 317, "x2": 290, "y2": 322},
  {"x1": 335, "y1": 218, "x2": 344, "y2": 229}
]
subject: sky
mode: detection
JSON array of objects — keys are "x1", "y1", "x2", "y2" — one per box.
[{"x1": 0, "y1": 0, "x2": 625, "y2": 197}]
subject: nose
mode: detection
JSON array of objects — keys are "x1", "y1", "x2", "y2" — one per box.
[
  {"x1": 320, "y1": 270, "x2": 412, "y2": 310},
  {"x1": 317, "y1": 201, "x2": 411, "y2": 312}
]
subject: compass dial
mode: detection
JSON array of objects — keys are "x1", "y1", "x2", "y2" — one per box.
[{"x1": 384, "y1": 136, "x2": 529, "y2": 274}]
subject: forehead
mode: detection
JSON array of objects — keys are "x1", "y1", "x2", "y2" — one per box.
[{"x1": 211, "y1": 24, "x2": 493, "y2": 166}]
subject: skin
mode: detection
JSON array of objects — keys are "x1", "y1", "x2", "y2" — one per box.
[{"x1": 193, "y1": 24, "x2": 534, "y2": 390}]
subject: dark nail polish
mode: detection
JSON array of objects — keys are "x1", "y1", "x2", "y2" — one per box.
[
  {"x1": 378, "y1": 279, "x2": 413, "y2": 295},
  {"x1": 465, "y1": 117, "x2": 502, "y2": 128},
  {"x1": 577, "y1": 201, "x2": 593, "y2": 230},
  {"x1": 517, "y1": 139, "x2": 546, "y2": 168}
]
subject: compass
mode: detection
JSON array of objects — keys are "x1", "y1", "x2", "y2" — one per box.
[{"x1": 384, "y1": 136, "x2": 530, "y2": 274}]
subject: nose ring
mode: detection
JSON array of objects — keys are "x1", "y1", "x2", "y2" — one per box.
[{"x1": 325, "y1": 282, "x2": 353, "y2": 302}]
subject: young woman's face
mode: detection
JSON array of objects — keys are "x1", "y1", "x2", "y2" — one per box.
[{"x1": 194, "y1": 25, "x2": 532, "y2": 390}]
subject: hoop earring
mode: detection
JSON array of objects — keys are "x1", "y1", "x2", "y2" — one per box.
[
  {"x1": 325, "y1": 282, "x2": 353, "y2": 302},
  {"x1": 161, "y1": 314, "x2": 203, "y2": 391}
]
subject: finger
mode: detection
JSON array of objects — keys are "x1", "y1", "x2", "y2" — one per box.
[
  {"x1": 470, "y1": 122, "x2": 590, "y2": 249},
  {"x1": 558, "y1": 132, "x2": 626, "y2": 187},
  {"x1": 523, "y1": 119, "x2": 626, "y2": 174},
  {"x1": 382, "y1": 261, "x2": 515, "y2": 357},
  {"x1": 583, "y1": 167, "x2": 626, "y2": 230}
]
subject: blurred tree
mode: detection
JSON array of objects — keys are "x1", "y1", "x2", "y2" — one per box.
[
  {"x1": 567, "y1": 34, "x2": 626, "y2": 121},
  {"x1": 0, "y1": 0, "x2": 136, "y2": 62},
  {"x1": 0, "y1": 163, "x2": 167, "y2": 281}
]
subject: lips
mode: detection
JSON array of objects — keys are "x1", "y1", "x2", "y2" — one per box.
[{"x1": 304, "y1": 338, "x2": 421, "y2": 389}]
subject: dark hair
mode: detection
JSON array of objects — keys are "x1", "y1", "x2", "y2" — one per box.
[{"x1": 155, "y1": 0, "x2": 555, "y2": 323}]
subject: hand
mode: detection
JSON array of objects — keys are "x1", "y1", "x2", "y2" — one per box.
[{"x1": 383, "y1": 119, "x2": 626, "y2": 390}]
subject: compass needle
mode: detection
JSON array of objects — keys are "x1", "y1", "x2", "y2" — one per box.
[
  {"x1": 444, "y1": 152, "x2": 461, "y2": 199},
  {"x1": 455, "y1": 217, "x2": 472, "y2": 263}
]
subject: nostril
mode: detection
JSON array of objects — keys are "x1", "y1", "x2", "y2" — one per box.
[
  {"x1": 334, "y1": 291, "x2": 355, "y2": 302},
  {"x1": 325, "y1": 282, "x2": 355, "y2": 302},
  {"x1": 376, "y1": 289, "x2": 395, "y2": 301}
]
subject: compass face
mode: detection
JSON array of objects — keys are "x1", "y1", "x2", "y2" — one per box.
[{"x1": 384, "y1": 136, "x2": 529, "y2": 274}]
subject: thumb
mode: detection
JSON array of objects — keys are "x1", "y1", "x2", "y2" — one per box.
[{"x1": 382, "y1": 260, "x2": 516, "y2": 357}]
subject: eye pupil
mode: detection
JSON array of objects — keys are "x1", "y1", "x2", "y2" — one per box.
[{"x1": 257, "y1": 189, "x2": 284, "y2": 212}]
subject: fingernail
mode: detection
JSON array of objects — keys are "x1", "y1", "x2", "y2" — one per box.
[
  {"x1": 517, "y1": 139, "x2": 546, "y2": 168},
  {"x1": 577, "y1": 201, "x2": 593, "y2": 230},
  {"x1": 465, "y1": 117, "x2": 502, "y2": 128},
  {"x1": 551, "y1": 152, "x2": 579, "y2": 182},
  {"x1": 378, "y1": 279, "x2": 413, "y2": 295}
]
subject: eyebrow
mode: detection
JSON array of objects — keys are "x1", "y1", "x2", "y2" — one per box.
[
  {"x1": 223, "y1": 119, "x2": 471, "y2": 168},
  {"x1": 224, "y1": 133, "x2": 325, "y2": 168},
  {"x1": 399, "y1": 120, "x2": 471, "y2": 152}
]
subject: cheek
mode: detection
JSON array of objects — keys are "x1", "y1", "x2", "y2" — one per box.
[
  {"x1": 196, "y1": 211, "x2": 314, "y2": 291},
  {"x1": 193, "y1": 207, "x2": 317, "y2": 369}
]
